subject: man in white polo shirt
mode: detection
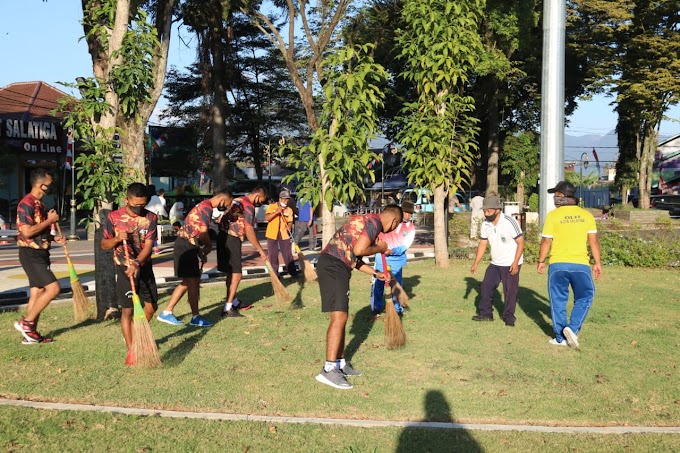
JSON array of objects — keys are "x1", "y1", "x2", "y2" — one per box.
[{"x1": 470, "y1": 195, "x2": 524, "y2": 326}]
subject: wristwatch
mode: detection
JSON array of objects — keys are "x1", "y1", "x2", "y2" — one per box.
[{"x1": 372, "y1": 272, "x2": 377, "y2": 278}]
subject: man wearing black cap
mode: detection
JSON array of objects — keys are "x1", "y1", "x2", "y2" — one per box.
[
  {"x1": 264, "y1": 189, "x2": 298, "y2": 278},
  {"x1": 470, "y1": 195, "x2": 524, "y2": 326},
  {"x1": 370, "y1": 200, "x2": 416, "y2": 318},
  {"x1": 537, "y1": 181, "x2": 602, "y2": 349}
]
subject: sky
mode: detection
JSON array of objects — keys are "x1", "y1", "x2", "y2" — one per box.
[{"x1": 2, "y1": 1, "x2": 680, "y2": 144}]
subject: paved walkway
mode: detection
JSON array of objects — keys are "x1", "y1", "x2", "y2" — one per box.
[
  {"x1": 1, "y1": 398, "x2": 678, "y2": 434},
  {"x1": 0, "y1": 226, "x2": 435, "y2": 305}
]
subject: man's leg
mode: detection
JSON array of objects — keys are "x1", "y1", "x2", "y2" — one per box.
[
  {"x1": 267, "y1": 238, "x2": 280, "y2": 274},
  {"x1": 227, "y1": 272, "x2": 242, "y2": 304},
  {"x1": 185, "y1": 277, "x2": 200, "y2": 316},
  {"x1": 280, "y1": 239, "x2": 297, "y2": 276},
  {"x1": 370, "y1": 277, "x2": 385, "y2": 314},
  {"x1": 500, "y1": 265, "x2": 520, "y2": 325},
  {"x1": 477, "y1": 265, "x2": 501, "y2": 319},
  {"x1": 567, "y1": 264, "x2": 595, "y2": 335},
  {"x1": 293, "y1": 221, "x2": 305, "y2": 245},
  {"x1": 547, "y1": 264, "x2": 571, "y2": 342},
  {"x1": 309, "y1": 224, "x2": 316, "y2": 250},
  {"x1": 392, "y1": 267, "x2": 404, "y2": 313},
  {"x1": 121, "y1": 307, "x2": 133, "y2": 349},
  {"x1": 26, "y1": 281, "x2": 60, "y2": 322},
  {"x1": 326, "y1": 311, "x2": 349, "y2": 362},
  {"x1": 164, "y1": 282, "x2": 188, "y2": 313}
]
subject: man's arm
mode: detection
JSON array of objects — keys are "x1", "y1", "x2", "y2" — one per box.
[
  {"x1": 356, "y1": 260, "x2": 386, "y2": 280},
  {"x1": 19, "y1": 209, "x2": 59, "y2": 239},
  {"x1": 353, "y1": 234, "x2": 387, "y2": 258},
  {"x1": 470, "y1": 239, "x2": 488, "y2": 274},
  {"x1": 537, "y1": 237, "x2": 552, "y2": 274},
  {"x1": 510, "y1": 235, "x2": 525, "y2": 275},
  {"x1": 588, "y1": 233, "x2": 602, "y2": 280}
]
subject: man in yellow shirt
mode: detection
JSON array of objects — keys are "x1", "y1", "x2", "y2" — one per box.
[
  {"x1": 264, "y1": 189, "x2": 299, "y2": 278},
  {"x1": 537, "y1": 181, "x2": 602, "y2": 350}
]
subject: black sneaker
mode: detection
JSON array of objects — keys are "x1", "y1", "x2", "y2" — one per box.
[
  {"x1": 222, "y1": 308, "x2": 244, "y2": 318},
  {"x1": 471, "y1": 315, "x2": 494, "y2": 322}
]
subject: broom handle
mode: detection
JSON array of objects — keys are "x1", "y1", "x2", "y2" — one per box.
[
  {"x1": 380, "y1": 253, "x2": 392, "y2": 284},
  {"x1": 54, "y1": 223, "x2": 73, "y2": 265},
  {"x1": 280, "y1": 211, "x2": 301, "y2": 252},
  {"x1": 122, "y1": 239, "x2": 138, "y2": 294}
]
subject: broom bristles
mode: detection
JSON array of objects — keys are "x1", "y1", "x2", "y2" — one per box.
[
  {"x1": 266, "y1": 260, "x2": 292, "y2": 304},
  {"x1": 391, "y1": 280, "x2": 409, "y2": 307},
  {"x1": 131, "y1": 295, "x2": 161, "y2": 368},
  {"x1": 70, "y1": 279, "x2": 92, "y2": 322},
  {"x1": 384, "y1": 295, "x2": 406, "y2": 349},
  {"x1": 297, "y1": 248, "x2": 318, "y2": 282}
]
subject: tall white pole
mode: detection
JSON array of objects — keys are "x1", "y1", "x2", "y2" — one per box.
[{"x1": 539, "y1": 0, "x2": 566, "y2": 224}]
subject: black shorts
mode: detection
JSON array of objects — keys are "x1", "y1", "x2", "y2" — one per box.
[
  {"x1": 115, "y1": 265, "x2": 158, "y2": 309},
  {"x1": 173, "y1": 237, "x2": 202, "y2": 278},
  {"x1": 19, "y1": 248, "x2": 57, "y2": 288},
  {"x1": 217, "y1": 231, "x2": 242, "y2": 274},
  {"x1": 317, "y1": 253, "x2": 352, "y2": 313}
]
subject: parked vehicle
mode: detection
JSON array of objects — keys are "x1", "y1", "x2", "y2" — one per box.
[
  {"x1": 401, "y1": 188, "x2": 469, "y2": 213},
  {"x1": 650, "y1": 194, "x2": 680, "y2": 217}
]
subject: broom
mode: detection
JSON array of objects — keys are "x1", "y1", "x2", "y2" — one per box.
[
  {"x1": 282, "y1": 213, "x2": 317, "y2": 282},
  {"x1": 123, "y1": 240, "x2": 161, "y2": 368},
  {"x1": 263, "y1": 258, "x2": 292, "y2": 304},
  {"x1": 381, "y1": 254, "x2": 406, "y2": 349},
  {"x1": 55, "y1": 224, "x2": 91, "y2": 322}
]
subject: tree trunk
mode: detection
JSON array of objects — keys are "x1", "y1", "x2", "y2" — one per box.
[
  {"x1": 319, "y1": 118, "x2": 338, "y2": 247},
  {"x1": 638, "y1": 123, "x2": 657, "y2": 209},
  {"x1": 485, "y1": 97, "x2": 499, "y2": 196},
  {"x1": 119, "y1": 119, "x2": 146, "y2": 181},
  {"x1": 517, "y1": 172, "x2": 525, "y2": 212},
  {"x1": 434, "y1": 183, "x2": 449, "y2": 268},
  {"x1": 209, "y1": 3, "x2": 228, "y2": 190}
]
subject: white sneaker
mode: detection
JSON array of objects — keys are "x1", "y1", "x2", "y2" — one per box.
[
  {"x1": 563, "y1": 327, "x2": 580, "y2": 350},
  {"x1": 548, "y1": 338, "x2": 568, "y2": 346}
]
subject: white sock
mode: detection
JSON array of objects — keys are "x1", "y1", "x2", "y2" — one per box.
[
  {"x1": 337, "y1": 358, "x2": 346, "y2": 368},
  {"x1": 162, "y1": 310, "x2": 172, "y2": 316},
  {"x1": 225, "y1": 302, "x2": 232, "y2": 311},
  {"x1": 324, "y1": 361, "x2": 337, "y2": 372}
]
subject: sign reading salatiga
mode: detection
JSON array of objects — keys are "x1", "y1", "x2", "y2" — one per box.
[{"x1": 0, "y1": 118, "x2": 64, "y2": 154}]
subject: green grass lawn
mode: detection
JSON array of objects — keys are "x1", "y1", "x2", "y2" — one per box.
[{"x1": 1, "y1": 260, "x2": 679, "y2": 451}]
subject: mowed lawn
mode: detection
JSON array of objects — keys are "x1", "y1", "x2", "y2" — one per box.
[{"x1": 0, "y1": 260, "x2": 679, "y2": 451}]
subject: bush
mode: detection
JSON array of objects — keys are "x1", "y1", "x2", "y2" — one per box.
[{"x1": 598, "y1": 222, "x2": 680, "y2": 267}]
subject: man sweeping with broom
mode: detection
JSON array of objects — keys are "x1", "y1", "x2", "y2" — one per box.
[
  {"x1": 315, "y1": 205, "x2": 403, "y2": 390},
  {"x1": 14, "y1": 169, "x2": 67, "y2": 344},
  {"x1": 101, "y1": 183, "x2": 159, "y2": 365},
  {"x1": 370, "y1": 200, "x2": 416, "y2": 320}
]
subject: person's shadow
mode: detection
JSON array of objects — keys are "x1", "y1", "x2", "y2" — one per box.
[
  {"x1": 516, "y1": 287, "x2": 553, "y2": 336},
  {"x1": 396, "y1": 390, "x2": 482, "y2": 452},
  {"x1": 344, "y1": 305, "x2": 376, "y2": 362},
  {"x1": 401, "y1": 274, "x2": 421, "y2": 301}
]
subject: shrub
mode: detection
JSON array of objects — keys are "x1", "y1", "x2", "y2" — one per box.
[{"x1": 598, "y1": 222, "x2": 680, "y2": 267}]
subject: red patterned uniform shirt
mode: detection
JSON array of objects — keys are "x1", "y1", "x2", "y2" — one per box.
[
  {"x1": 16, "y1": 193, "x2": 51, "y2": 249},
  {"x1": 225, "y1": 197, "x2": 256, "y2": 241},
  {"x1": 321, "y1": 214, "x2": 382, "y2": 269},
  {"x1": 103, "y1": 207, "x2": 158, "y2": 266},
  {"x1": 177, "y1": 199, "x2": 213, "y2": 245}
]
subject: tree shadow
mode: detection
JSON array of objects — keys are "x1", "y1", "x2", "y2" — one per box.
[
  {"x1": 516, "y1": 287, "x2": 553, "y2": 336},
  {"x1": 463, "y1": 276, "x2": 503, "y2": 317},
  {"x1": 344, "y1": 305, "x2": 377, "y2": 362},
  {"x1": 396, "y1": 390, "x2": 482, "y2": 453}
]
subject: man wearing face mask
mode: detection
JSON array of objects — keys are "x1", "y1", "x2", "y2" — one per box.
[
  {"x1": 101, "y1": 183, "x2": 159, "y2": 365},
  {"x1": 158, "y1": 188, "x2": 236, "y2": 327},
  {"x1": 217, "y1": 186, "x2": 268, "y2": 316},
  {"x1": 14, "y1": 169, "x2": 67, "y2": 344},
  {"x1": 470, "y1": 195, "x2": 524, "y2": 327},
  {"x1": 537, "y1": 181, "x2": 602, "y2": 349},
  {"x1": 370, "y1": 200, "x2": 416, "y2": 319},
  {"x1": 315, "y1": 205, "x2": 403, "y2": 390},
  {"x1": 263, "y1": 189, "x2": 298, "y2": 279}
]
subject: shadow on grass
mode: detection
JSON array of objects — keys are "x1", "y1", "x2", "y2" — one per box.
[
  {"x1": 344, "y1": 305, "x2": 376, "y2": 362},
  {"x1": 48, "y1": 318, "x2": 100, "y2": 338},
  {"x1": 401, "y1": 274, "x2": 422, "y2": 301},
  {"x1": 464, "y1": 276, "x2": 502, "y2": 317},
  {"x1": 516, "y1": 286, "x2": 553, "y2": 336},
  {"x1": 396, "y1": 390, "x2": 482, "y2": 453}
]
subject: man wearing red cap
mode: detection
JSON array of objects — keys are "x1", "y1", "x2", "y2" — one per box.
[{"x1": 537, "y1": 181, "x2": 602, "y2": 350}]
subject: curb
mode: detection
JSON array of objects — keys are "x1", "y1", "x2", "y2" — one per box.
[{"x1": 0, "y1": 251, "x2": 435, "y2": 307}]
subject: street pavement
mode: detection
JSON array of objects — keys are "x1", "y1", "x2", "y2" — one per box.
[{"x1": 0, "y1": 226, "x2": 435, "y2": 306}]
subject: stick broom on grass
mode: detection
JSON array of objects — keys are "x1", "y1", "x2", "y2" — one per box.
[
  {"x1": 55, "y1": 224, "x2": 91, "y2": 322},
  {"x1": 264, "y1": 258, "x2": 292, "y2": 304},
  {"x1": 123, "y1": 240, "x2": 161, "y2": 368},
  {"x1": 282, "y1": 213, "x2": 317, "y2": 282},
  {"x1": 381, "y1": 254, "x2": 406, "y2": 349}
]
